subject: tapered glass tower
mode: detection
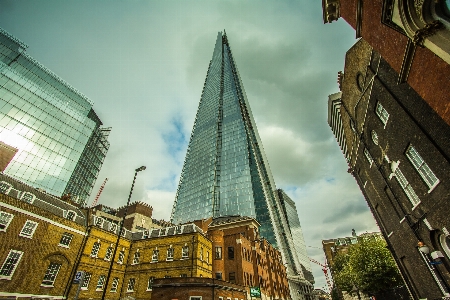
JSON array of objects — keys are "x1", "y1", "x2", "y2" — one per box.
[{"x1": 171, "y1": 32, "x2": 315, "y2": 299}]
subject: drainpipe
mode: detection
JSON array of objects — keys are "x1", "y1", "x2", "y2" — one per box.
[{"x1": 64, "y1": 208, "x2": 92, "y2": 299}]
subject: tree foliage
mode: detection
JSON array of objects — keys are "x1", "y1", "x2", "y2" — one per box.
[{"x1": 331, "y1": 235, "x2": 403, "y2": 294}]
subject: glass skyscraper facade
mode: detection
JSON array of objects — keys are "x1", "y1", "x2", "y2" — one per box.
[
  {"x1": 171, "y1": 31, "x2": 314, "y2": 299},
  {"x1": 0, "y1": 28, "x2": 110, "y2": 206},
  {"x1": 278, "y1": 189, "x2": 315, "y2": 284}
]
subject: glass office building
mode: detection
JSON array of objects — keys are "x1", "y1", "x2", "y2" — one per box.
[
  {"x1": 0, "y1": 28, "x2": 110, "y2": 206},
  {"x1": 278, "y1": 189, "x2": 315, "y2": 284},
  {"x1": 170, "y1": 33, "x2": 314, "y2": 298}
]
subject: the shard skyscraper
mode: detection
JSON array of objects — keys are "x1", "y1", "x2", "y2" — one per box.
[{"x1": 171, "y1": 31, "x2": 314, "y2": 299}]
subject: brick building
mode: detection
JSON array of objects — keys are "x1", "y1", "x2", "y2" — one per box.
[
  {"x1": 0, "y1": 173, "x2": 86, "y2": 299},
  {"x1": 327, "y1": 37, "x2": 450, "y2": 298},
  {"x1": 322, "y1": 0, "x2": 450, "y2": 125}
]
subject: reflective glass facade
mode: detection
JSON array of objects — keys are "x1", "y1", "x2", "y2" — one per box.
[
  {"x1": 278, "y1": 189, "x2": 315, "y2": 284},
  {"x1": 0, "y1": 28, "x2": 109, "y2": 205}
]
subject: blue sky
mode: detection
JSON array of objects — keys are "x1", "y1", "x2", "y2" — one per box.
[{"x1": 0, "y1": 0, "x2": 379, "y2": 291}]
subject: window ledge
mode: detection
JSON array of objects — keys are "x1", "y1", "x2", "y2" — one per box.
[
  {"x1": 40, "y1": 284, "x2": 54, "y2": 288},
  {"x1": 18, "y1": 234, "x2": 33, "y2": 239},
  {"x1": 117, "y1": 262, "x2": 123, "y2": 265},
  {"x1": 104, "y1": 258, "x2": 111, "y2": 261},
  {"x1": 131, "y1": 263, "x2": 139, "y2": 265},
  {"x1": 151, "y1": 261, "x2": 158, "y2": 263},
  {"x1": 80, "y1": 287, "x2": 88, "y2": 290},
  {"x1": 96, "y1": 288, "x2": 104, "y2": 291},
  {"x1": 166, "y1": 259, "x2": 173, "y2": 261},
  {"x1": 58, "y1": 244, "x2": 70, "y2": 249},
  {"x1": 90, "y1": 255, "x2": 98, "y2": 258},
  {"x1": 180, "y1": 257, "x2": 189, "y2": 260},
  {"x1": 110, "y1": 291, "x2": 117, "y2": 293},
  {"x1": 126, "y1": 290, "x2": 134, "y2": 293},
  {"x1": 146, "y1": 289, "x2": 153, "y2": 292},
  {"x1": 0, "y1": 276, "x2": 12, "y2": 280},
  {"x1": 412, "y1": 202, "x2": 421, "y2": 211},
  {"x1": 427, "y1": 181, "x2": 440, "y2": 193}
]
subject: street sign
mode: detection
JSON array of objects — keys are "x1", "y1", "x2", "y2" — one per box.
[
  {"x1": 73, "y1": 271, "x2": 84, "y2": 284},
  {"x1": 250, "y1": 286, "x2": 261, "y2": 297}
]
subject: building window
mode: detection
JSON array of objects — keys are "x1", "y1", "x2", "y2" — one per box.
[
  {"x1": 118, "y1": 250, "x2": 125, "y2": 264},
  {"x1": 228, "y1": 247, "x2": 234, "y2": 259},
  {"x1": 200, "y1": 247, "x2": 203, "y2": 261},
  {"x1": 143, "y1": 230, "x2": 150, "y2": 238},
  {"x1": 147, "y1": 276, "x2": 154, "y2": 291},
  {"x1": 0, "y1": 250, "x2": 23, "y2": 279},
  {"x1": 19, "y1": 220, "x2": 38, "y2": 238},
  {"x1": 371, "y1": 130, "x2": 379, "y2": 145},
  {"x1": 215, "y1": 247, "x2": 222, "y2": 259},
  {"x1": 133, "y1": 251, "x2": 140, "y2": 264},
  {"x1": 167, "y1": 247, "x2": 174, "y2": 261},
  {"x1": 0, "y1": 212, "x2": 14, "y2": 231},
  {"x1": 110, "y1": 277, "x2": 119, "y2": 292},
  {"x1": 41, "y1": 262, "x2": 62, "y2": 287},
  {"x1": 104, "y1": 246, "x2": 113, "y2": 261},
  {"x1": 96, "y1": 275, "x2": 106, "y2": 291},
  {"x1": 394, "y1": 167, "x2": 420, "y2": 206},
  {"x1": 375, "y1": 102, "x2": 389, "y2": 126},
  {"x1": 440, "y1": 234, "x2": 450, "y2": 259},
  {"x1": 59, "y1": 232, "x2": 73, "y2": 247},
  {"x1": 206, "y1": 251, "x2": 210, "y2": 263},
  {"x1": 0, "y1": 181, "x2": 12, "y2": 194},
  {"x1": 182, "y1": 246, "x2": 189, "y2": 258},
  {"x1": 364, "y1": 148, "x2": 374, "y2": 167},
  {"x1": 127, "y1": 278, "x2": 136, "y2": 292},
  {"x1": 406, "y1": 145, "x2": 440, "y2": 191},
  {"x1": 66, "y1": 210, "x2": 76, "y2": 221},
  {"x1": 215, "y1": 272, "x2": 222, "y2": 280},
  {"x1": 91, "y1": 242, "x2": 101, "y2": 257},
  {"x1": 164, "y1": 275, "x2": 172, "y2": 278},
  {"x1": 181, "y1": 273, "x2": 187, "y2": 277},
  {"x1": 95, "y1": 217, "x2": 104, "y2": 227},
  {"x1": 109, "y1": 222, "x2": 117, "y2": 233},
  {"x1": 190, "y1": 297, "x2": 202, "y2": 300},
  {"x1": 20, "y1": 192, "x2": 36, "y2": 204},
  {"x1": 229, "y1": 272, "x2": 236, "y2": 283},
  {"x1": 151, "y1": 249, "x2": 159, "y2": 262},
  {"x1": 81, "y1": 272, "x2": 92, "y2": 290}
]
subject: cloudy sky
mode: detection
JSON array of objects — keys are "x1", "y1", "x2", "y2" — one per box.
[{"x1": 0, "y1": 0, "x2": 379, "y2": 290}]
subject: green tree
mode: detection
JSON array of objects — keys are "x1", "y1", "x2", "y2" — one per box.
[{"x1": 332, "y1": 235, "x2": 403, "y2": 294}]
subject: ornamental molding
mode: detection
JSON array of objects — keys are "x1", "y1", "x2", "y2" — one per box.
[{"x1": 413, "y1": 20, "x2": 444, "y2": 45}]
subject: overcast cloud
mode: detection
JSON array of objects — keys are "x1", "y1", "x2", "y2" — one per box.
[{"x1": 0, "y1": 0, "x2": 379, "y2": 290}]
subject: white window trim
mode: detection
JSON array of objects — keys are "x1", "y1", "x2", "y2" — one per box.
[
  {"x1": 132, "y1": 251, "x2": 140, "y2": 265},
  {"x1": 109, "y1": 222, "x2": 117, "y2": 233},
  {"x1": 146, "y1": 277, "x2": 154, "y2": 291},
  {"x1": 190, "y1": 297, "x2": 203, "y2": 300},
  {"x1": 0, "y1": 211, "x2": 14, "y2": 232},
  {"x1": 0, "y1": 181, "x2": 13, "y2": 194},
  {"x1": 117, "y1": 250, "x2": 125, "y2": 264},
  {"x1": 405, "y1": 145, "x2": 440, "y2": 192},
  {"x1": 364, "y1": 148, "x2": 374, "y2": 167},
  {"x1": 151, "y1": 249, "x2": 159, "y2": 263},
  {"x1": 127, "y1": 278, "x2": 136, "y2": 293},
  {"x1": 65, "y1": 210, "x2": 77, "y2": 221},
  {"x1": 91, "y1": 242, "x2": 101, "y2": 258},
  {"x1": 96, "y1": 275, "x2": 106, "y2": 291},
  {"x1": 110, "y1": 277, "x2": 119, "y2": 293},
  {"x1": 19, "y1": 220, "x2": 38, "y2": 239},
  {"x1": 166, "y1": 247, "x2": 174, "y2": 261},
  {"x1": 20, "y1": 191, "x2": 36, "y2": 204},
  {"x1": 0, "y1": 250, "x2": 24, "y2": 280},
  {"x1": 81, "y1": 272, "x2": 92, "y2": 290},
  {"x1": 94, "y1": 216, "x2": 104, "y2": 227},
  {"x1": 104, "y1": 246, "x2": 113, "y2": 261},
  {"x1": 58, "y1": 232, "x2": 73, "y2": 248},
  {"x1": 41, "y1": 262, "x2": 61, "y2": 287},
  {"x1": 375, "y1": 101, "x2": 389, "y2": 127}
]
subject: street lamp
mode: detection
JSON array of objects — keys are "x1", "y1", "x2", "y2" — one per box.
[{"x1": 101, "y1": 166, "x2": 146, "y2": 299}]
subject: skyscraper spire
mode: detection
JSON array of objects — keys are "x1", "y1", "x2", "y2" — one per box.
[{"x1": 171, "y1": 32, "x2": 314, "y2": 298}]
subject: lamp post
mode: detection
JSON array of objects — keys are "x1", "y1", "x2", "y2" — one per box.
[{"x1": 101, "y1": 166, "x2": 146, "y2": 300}]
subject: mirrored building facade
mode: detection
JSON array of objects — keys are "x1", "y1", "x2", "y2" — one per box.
[
  {"x1": 0, "y1": 28, "x2": 110, "y2": 206},
  {"x1": 171, "y1": 31, "x2": 314, "y2": 299}
]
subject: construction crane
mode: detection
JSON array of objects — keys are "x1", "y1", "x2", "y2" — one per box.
[
  {"x1": 90, "y1": 178, "x2": 108, "y2": 207},
  {"x1": 309, "y1": 257, "x2": 333, "y2": 293}
]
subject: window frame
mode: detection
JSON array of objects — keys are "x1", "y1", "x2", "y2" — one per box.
[
  {"x1": 405, "y1": 145, "x2": 440, "y2": 192},
  {"x1": 65, "y1": 210, "x2": 77, "y2": 221},
  {"x1": 58, "y1": 232, "x2": 74, "y2": 248},
  {"x1": 147, "y1": 276, "x2": 155, "y2": 291},
  {"x1": 182, "y1": 245, "x2": 189, "y2": 259},
  {"x1": 20, "y1": 191, "x2": 36, "y2": 204},
  {"x1": 41, "y1": 262, "x2": 62, "y2": 287},
  {"x1": 132, "y1": 250, "x2": 140, "y2": 265},
  {"x1": 127, "y1": 278, "x2": 136, "y2": 292},
  {"x1": 104, "y1": 246, "x2": 113, "y2": 261},
  {"x1": 117, "y1": 250, "x2": 125, "y2": 264},
  {"x1": 394, "y1": 167, "x2": 421, "y2": 207},
  {"x1": 0, "y1": 181, "x2": 13, "y2": 194},
  {"x1": 364, "y1": 148, "x2": 374, "y2": 167},
  {"x1": 110, "y1": 277, "x2": 119, "y2": 293},
  {"x1": 81, "y1": 272, "x2": 92, "y2": 290},
  {"x1": 91, "y1": 242, "x2": 101, "y2": 258},
  {"x1": 375, "y1": 101, "x2": 389, "y2": 126},
  {"x1": 215, "y1": 246, "x2": 222, "y2": 259},
  {"x1": 0, "y1": 211, "x2": 14, "y2": 232},
  {"x1": 19, "y1": 220, "x2": 38, "y2": 238},
  {"x1": 0, "y1": 249, "x2": 24, "y2": 280},
  {"x1": 96, "y1": 275, "x2": 106, "y2": 291},
  {"x1": 166, "y1": 247, "x2": 174, "y2": 261},
  {"x1": 228, "y1": 246, "x2": 235, "y2": 259},
  {"x1": 151, "y1": 249, "x2": 159, "y2": 262}
]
